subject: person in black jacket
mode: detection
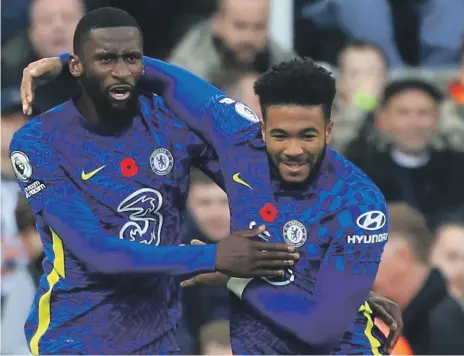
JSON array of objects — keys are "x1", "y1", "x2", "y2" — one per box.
[
  {"x1": 374, "y1": 203, "x2": 464, "y2": 354},
  {"x1": 347, "y1": 79, "x2": 464, "y2": 223}
]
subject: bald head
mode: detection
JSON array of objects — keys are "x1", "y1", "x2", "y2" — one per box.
[
  {"x1": 217, "y1": 0, "x2": 269, "y2": 15},
  {"x1": 214, "y1": 0, "x2": 270, "y2": 65}
]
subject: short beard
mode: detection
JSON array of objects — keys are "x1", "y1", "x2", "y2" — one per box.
[{"x1": 79, "y1": 73, "x2": 139, "y2": 128}]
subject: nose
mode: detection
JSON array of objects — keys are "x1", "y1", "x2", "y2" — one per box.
[
  {"x1": 283, "y1": 139, "x2": 304, "y2": 157},
  {"x1": 112, "y1": 59, "x2": 131, "y2": 79}
]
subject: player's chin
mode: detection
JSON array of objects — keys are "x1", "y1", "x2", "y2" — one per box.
[
  {"x1": 107, "y1": 94, "x2": 134, "y2": 110},
  {"x1": 279, "y1": 164, "x2": 311, "y2": 183}
]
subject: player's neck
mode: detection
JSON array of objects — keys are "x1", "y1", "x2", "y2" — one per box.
[
  {"x1": 75, "y1": 91, "x2": 105, "y2": 127},
  {"x1": 395, "y1": 263, "x2": 431, "y2": 308}
]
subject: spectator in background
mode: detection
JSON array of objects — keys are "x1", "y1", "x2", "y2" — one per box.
[
  {"x1": 298, "y1": 0, "x2": 464, "y2": 68},
  {"x1": 430, "y1": 212, "x2": 464, "y2": 302},
  {"x1": 168, "y1": 0, "x2": 297, "y2": 82},
  {"x1": 178, "y1": 168, "x2": 231, "y2": 354},
  {"x1": 1, "y1": 0, "x2": 84, "y2": 114},
  {"x1": 1, "y1": 194, "x2": 43, "y2": 355},
  {"x1": 1, "y1": 88, "x2": 28, "y2": 310},
  {"x1": 374, "y1": 203, "x2": 464, "y2": 355},
  {"x1": 440, "y1": 42, "x2": 464, "y2": 152},
  {"x1": 199, "y1": 320, "x2": 232, "y2": 355},
  {"x1": 331, "y1": 40, "x2": 388, "y2": 153},
  {"x1": 348, "y1": 79, "x2": 464, "y2": 221},
  {"x1": 213, "y1": 70, "x2": 262, "y2": 119}
]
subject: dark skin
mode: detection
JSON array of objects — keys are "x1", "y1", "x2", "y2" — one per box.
[
  {"x1": 19, "y1": 53, "x2": 402, "y2": 351},
  {"x1": 69, "y1": 26, "x2": 144, "y2": 128}
]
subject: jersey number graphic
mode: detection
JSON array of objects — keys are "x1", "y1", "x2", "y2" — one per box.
[{"x1": 117, "y1": 188, "x2": 163, "y2": 245}]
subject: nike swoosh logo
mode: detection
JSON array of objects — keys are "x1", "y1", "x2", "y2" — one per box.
[
  {"x1": 81, "y1": 165, "x2": 106, "y2": 181},
  {"x1": 232, "y1": 173, "x2": 252, "y2": 189}
]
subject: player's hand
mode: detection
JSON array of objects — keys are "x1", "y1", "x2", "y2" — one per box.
[
  {"x1": 367, "y1": 291, "x2": 403, "y2": 354},
  {"x1": 21, "y1": 57, "x2": 63, "y2": 115},
  {"x1": 215, "y1": 225, "x2": 300, "y2": 278},
  {"x1": 181, "y1": 239, "x2": 230, "y2": 287}
]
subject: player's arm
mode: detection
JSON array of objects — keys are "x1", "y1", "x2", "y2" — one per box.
[
  {"x1": 10, "y1": 133, "x2": 294, "y2": 276},
  {"x1": 226, "y1": 203, "x2": 388, "y2": 353}
]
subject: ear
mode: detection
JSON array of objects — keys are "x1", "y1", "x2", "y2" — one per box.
[
  {"x1": 69, "y1": 54, "x2": 84, "y2": 78},
  {"x1": 260, "y1": 120, "x2": 266, "y2": 143},
  {"x1": 325, "y1": 121, "x2": 334, "y2": 144}
]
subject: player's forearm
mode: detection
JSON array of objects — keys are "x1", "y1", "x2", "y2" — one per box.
[
  {"x1": 43, "y1": 197, "x2": 216, "y2": 275},
  {"x1": 229, "y1": 267, "x2": 376, "y2": 352}
]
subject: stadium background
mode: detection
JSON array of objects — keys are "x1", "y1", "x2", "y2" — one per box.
[{"x1": 1, "y1": 0, "x2": 463, "y2": 354}]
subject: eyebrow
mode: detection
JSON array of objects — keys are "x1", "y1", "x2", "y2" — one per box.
[{"x1": 269, "y1": 127, "x2": 319, "y2": 134}]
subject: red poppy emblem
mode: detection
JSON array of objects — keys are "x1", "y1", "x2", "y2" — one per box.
[
  {"x1": 121, "y1": 158, "x2": 138, "y2": 177},
  {"x1": 260, "y1": 203, "x2": 278, "y2": 223}
]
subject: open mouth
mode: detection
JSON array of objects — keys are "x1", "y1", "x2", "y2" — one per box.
[{"x1": 108, "y1": 85, "x2": 132, "y2": 101}]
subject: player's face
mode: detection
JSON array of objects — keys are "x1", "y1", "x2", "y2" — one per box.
[
  {"x1": 73, "y1": 26, "x2": 144, "y2": 111},
  {"x1": 261, "y1": 105, "x2": 333, "y2": 184},
  {"x1": 378, "y1": 89, "x2": 439, "y2": 153},
  {"x1": 187, "y1": 182, "x2": 230, "y2": 241}
]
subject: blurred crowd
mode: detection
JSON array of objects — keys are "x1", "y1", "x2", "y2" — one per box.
[{"x1": 1, "y1": 0, "x2": 464, "y2": 354}]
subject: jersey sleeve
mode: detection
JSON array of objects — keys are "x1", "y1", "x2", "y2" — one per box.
[
  {"x1": 227, "y1": 203, "x2": 388, "y2": 353},
  {"x1": 10, "y1": 131, "x2": 217, "y2": 276},
  {"x1": 140, "y1": 56, "x2": 261, "y2": 147},
  {"x1": 9, "y1": 126, "x2": 73, "y2": 214}
]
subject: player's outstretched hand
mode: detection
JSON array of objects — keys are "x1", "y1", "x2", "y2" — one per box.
[
  {"x1": 367, "y1": 291, "x2": 403, "y2": 354},
  {"x1": 215, "y1": 225, "x2": 300, "y2": 278},
  {"x1": 21, "y1": 57, "x2": 63, "y2": 115}
]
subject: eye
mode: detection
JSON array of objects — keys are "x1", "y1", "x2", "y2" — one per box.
[
  {"x1": 302, "y1": 134, "x2": 316, "y2": 140},
  {"x1": 272, "y1": 134, "x2": 287, "y2": 141},
  {"x1": 125, "y1": 53, "x2": 142, "y2": 63},
  {"x1": 99, "y1": 55, "x2": 112, "y2": 64}
]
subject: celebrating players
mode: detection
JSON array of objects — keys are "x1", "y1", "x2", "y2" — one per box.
[
  {"x1": 18, "y1": 7, "x2": 401, "y2": 356},
  {"x1": 11, "y1": 8, "x2": 298, "y2": 355}
]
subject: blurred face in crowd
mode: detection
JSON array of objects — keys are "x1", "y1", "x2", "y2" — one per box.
[
  {"x1": 1, "y1": 110, "x2": 28, "y2": 177},
  {"x1": 261, "y1": 105, "x2": 333, "y2": 184},
  {"x1": 237, "y1": 73, "x2": 262, "y2": 119},
  {"x1": 187, "y1": 182, "x2": 230, "y2": 241},
  {"x1": 374, "y1": 233, "x2": 412, "y2": 300},
  {"x1": 213, "y1": 0, "x2": 270, "y2": 65},
  {"x1": 338, "y1": 47, "x2": 387, "y2": 107},
  {"x1": 29, "y1": 0, "x2": 84, "y2": 58},
  {"x1": 70, "y1": 26, "x2": 144, "y2": 116},
  {"x1": 378, "y1": 89, "x2": 439, "y2": 153},
  {"x1": 430, "y1": 224, "x2": 464, "y2": 299}
]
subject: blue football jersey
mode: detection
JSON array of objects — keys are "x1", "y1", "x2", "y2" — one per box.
[
  {"x1": 136, "y1": 59, "x2": 389, "y2": 355},
  {"x1": 228, "y1": 148, "x2": 388, "y2": 355},
  {"x1": 9, "y1": 93, "x2": 248, "y2": 354}
]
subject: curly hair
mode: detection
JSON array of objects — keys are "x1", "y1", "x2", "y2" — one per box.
[{"x1": 253, "y1": 58, "x2": 336, "y2": 122}]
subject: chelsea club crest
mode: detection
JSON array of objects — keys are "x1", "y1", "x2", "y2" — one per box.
[
  {"x1": 283, "y1": 220, "x2": 307, "y2": 247},
  {"x1": 150, "y1": 148, "x2": 174, "y2": 176}
]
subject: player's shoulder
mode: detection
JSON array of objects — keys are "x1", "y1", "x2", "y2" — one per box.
[
  {"x1": 11, "y1": 100, "x2": 75, "y2": 153},
  {"x1": 328, "y1": 148, "x2": 386, "y2": 207}
]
